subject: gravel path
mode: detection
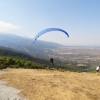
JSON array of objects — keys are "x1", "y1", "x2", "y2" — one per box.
[{"x1": 0, "y1": 70, "x2": 26, "y2": 100}]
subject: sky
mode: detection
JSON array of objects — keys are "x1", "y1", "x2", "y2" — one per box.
[{"x1": 0, "y1": 0, "x2": 100, "y2": 46}]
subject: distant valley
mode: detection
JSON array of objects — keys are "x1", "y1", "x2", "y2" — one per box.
[{"x1": 0, "y1": 33, "x2": 100, "y2": 70}]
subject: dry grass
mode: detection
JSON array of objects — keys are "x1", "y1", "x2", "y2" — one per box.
[{"x1": 0, "y1": 68, "x2": 100, "y2": 100}]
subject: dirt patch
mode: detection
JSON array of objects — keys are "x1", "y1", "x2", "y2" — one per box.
[
  {"x1": 0, "y1": 68, "x2": 100, "y2": 100},
  {"x1": 0, "y1": 70, "x2": 26, "y2": 100}
]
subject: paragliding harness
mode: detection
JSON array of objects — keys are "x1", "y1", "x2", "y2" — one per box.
[
  {"x1": 50, "y1": 58, "x2": 53, "y2": 64},
  {"x1": 0, "y1": 57, "x2": 2, "y2": 70}
]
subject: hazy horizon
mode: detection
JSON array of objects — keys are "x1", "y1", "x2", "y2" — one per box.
[
  {"x1": 0, "y1": 0, "x2": 100, "y2": 46},
  {"x1": 0, "y1": 33, "x2": 100, "y2": 47}
]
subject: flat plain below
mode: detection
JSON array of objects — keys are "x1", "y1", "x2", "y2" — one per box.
[{"x1": 0, "y1": 68, "x2": 100, "y2": 100}]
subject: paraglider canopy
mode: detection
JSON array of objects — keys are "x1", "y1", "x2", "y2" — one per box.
[{"x1": 33, "y1": 28, "x2": 69, "y2": 43}]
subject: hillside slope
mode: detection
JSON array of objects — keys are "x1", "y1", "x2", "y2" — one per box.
[
  {"x1": 0, "y1": 34, "x2": 61, "y2": 57},
  {"x1": 0, "y1": 47, "x2": 50, "y2": 65},
  {"x1": 0, "y1": 47, "x2": 92, "y2": 72}
]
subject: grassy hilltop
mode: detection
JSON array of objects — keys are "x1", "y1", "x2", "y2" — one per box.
[{"x1": 0, "y1": 68, "x2": 100, "y2": 100}]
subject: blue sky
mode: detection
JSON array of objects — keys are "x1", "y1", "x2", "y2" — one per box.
[{"x1": 0, "y1": 0, "x2": 100, "y2": 46}]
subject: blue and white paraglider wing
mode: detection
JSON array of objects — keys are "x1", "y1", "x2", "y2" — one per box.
[{"x1": 33, "y1": 28, "x2": 69, "y2": 43}]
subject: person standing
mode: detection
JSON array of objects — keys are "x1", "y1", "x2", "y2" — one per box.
[{"x1": 96, "y1": 66, "x2": 100, "y2": 73}]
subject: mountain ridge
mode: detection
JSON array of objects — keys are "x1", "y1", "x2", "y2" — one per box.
[{"x1": 0, "y1": 33, "x2": 61, "y2": 57}]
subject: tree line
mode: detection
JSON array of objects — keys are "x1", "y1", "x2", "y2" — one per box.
[{"x1": 0, "y1": 56, "x2": 51, "y2": 70}]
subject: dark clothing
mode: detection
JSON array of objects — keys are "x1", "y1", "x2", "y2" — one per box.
[
  {"x1": 50, "y1": 58, "x2": 53, "y2": 64},
  {"x1": 96, "y1": 69, "x2": 99, "y2": 72}
]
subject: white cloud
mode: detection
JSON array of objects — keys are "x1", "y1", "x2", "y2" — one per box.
[{"x1": 0, "y1": 21, "x2": 20, "y2": 33}]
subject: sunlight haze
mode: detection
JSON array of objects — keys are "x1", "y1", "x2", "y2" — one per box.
[{"x1": 0, "y1": 0, "x2": 100, "y2": 46}]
